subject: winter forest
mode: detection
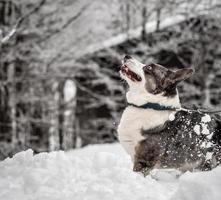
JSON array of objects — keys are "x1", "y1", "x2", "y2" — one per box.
[
  {"x1": 1, "y1": 0, "x2": 221, "y2": 199},
  {"x1": 1, "y1": 0, "x2": 221, "y2": 159}
]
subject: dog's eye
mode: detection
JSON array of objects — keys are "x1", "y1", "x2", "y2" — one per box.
[{"x1": 146, "y1": 65, "x2": 152, "y2": 70}]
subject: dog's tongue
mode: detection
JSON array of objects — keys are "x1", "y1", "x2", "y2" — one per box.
[{"x1": 121, "y1": 65, "x2": 142, "y2": 82}]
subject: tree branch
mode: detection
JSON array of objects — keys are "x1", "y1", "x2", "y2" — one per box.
[
  {"x1": 1, "y1": 0, "x2": 46, "y2": 44},
  {"x1": 39, "y1": 2, "x2": 91, "y2": 43}
]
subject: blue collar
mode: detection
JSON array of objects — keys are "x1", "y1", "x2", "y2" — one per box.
[{"x1": 127, "y1": 102, "x2": 178, "y2": 111}]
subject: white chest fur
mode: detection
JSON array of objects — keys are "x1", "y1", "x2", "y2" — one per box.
[{"x1": 117, "y1": 106, "x2": 174, "y2": 159}]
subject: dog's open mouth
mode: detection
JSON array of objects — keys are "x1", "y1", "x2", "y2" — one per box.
[{"x1": 121, "y1": 65, "x2": 142, "y2": 82}]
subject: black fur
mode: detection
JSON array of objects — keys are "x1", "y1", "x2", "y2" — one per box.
[
  {"x1": 163, "y1": 84, "x2": 177, "y2": 97},
  {"x1": 143, "y1": 63, "x2": 193, "y2": 98},
  {"x1": 134, "y1": 111, "x2": 221, "y2": 173}
]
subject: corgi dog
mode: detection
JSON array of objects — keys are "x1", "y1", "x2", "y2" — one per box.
[{"x1": 118, "y1": 55, "x2": 221, "y2": 176}]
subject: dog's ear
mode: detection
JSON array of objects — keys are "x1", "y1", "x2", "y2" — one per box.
[
  {"x1": 170, "y1": 68, "x2": 194, "y2": 84},
  {"x1": 162, "y1": 68, "x2": 194, "y2": 89}
]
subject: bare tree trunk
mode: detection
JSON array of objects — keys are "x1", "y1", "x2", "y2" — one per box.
[
  {"x1": 48, "y1": 82, "x2": 60, "y2": 151},
  {"x1": 1, "y1": 0, "x2": 21, "y2": 147},
  {"x1": 126, "y1": 2, "x2": 131, "y2": 32},
  {"x1": 74, "y1": 118, "x2": 82, "y2": 148},
  {"x1": 203, "y1": 73, "x2": 214, "y2": 108},
  {"x1": 141, "y1": 0, "x2": 147, "y2": 40},
  {"x1": 24, "y1": 87, "x2": 34, "y2": 149},
  {"x1": 62, "y1": 80, "x2": 77, "y2": 150},
  {"x1": 156, "y1": 8, "x2": 161, "y2": 31},
  {"x1": 7, "y1": 62, "x2": 17, "y2": 145},
  {"x1": 58, "y1": 81, "x2": 64, "y2": 150},
  {"x1": 49, "y1": 80, "x2": 77, "y2": 151}
]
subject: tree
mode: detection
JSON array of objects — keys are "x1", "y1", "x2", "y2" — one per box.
[{"x1": 0, "y1": 0, "x2": 90, "y2": 157}]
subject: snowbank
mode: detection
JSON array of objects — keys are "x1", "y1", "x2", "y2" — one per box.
[
  {"x1": 172, "y1": 167, "x2": 221, "y2": 200},
  {"x1": 0, "y1": 144, "x2": 220, "y2": 200}
]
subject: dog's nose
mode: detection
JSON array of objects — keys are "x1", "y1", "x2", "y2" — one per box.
[{"x1": 124, "y1": 55, "x2": 132, "y2": 62}]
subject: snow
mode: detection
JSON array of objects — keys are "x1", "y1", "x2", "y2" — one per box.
[
  {"x1": 202, "y1": 123, "x2": 210, "y2": 136},
  {"x1": 0, "y1": 143, "x2": 221, "y2": 200},
  {"x1": 193, "y1": 114, "x2": 212, "y2": 137},
  {"x1": 201, "y1": 114, "x2": 211, "y2": 123},
  {"x1": 194, "y1": 124, "x2": 201, "y2": 135},
  {"x1": 173, "y1": 167, "x2": 221, "y2": 200},
  {"x1": 169, "y1": 113, "x2": 175, "y2": 121}
]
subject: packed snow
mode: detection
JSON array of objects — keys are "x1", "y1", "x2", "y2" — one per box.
[
  {"x1": 193, "y1": 114, "x2": 212, "y2": 138},
  {"x1": 0, "y1": 143, "x2": 221, "y2": 200}
]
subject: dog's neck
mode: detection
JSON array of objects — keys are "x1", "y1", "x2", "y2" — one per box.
[{"x1": 126, "y1": 88, "x2": 181, "y2": 109}]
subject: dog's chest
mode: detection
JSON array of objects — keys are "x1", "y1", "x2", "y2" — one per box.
[{"x1": 117, "y1": 107, "x2": 172, "y2": 157}]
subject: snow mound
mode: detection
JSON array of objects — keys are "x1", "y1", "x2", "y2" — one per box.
[
  {"x1": 0, "y1": 143, "x2": 221, "y2": 200},
  {"x1": 172, "y1": 167, "x2": 221, "y2": 200}
]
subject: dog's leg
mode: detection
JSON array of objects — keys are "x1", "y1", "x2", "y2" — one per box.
[
  {"x1": 133, "y1": 161, "x2": 152, "y2": 177},
  {"x1": 211, "y1": 146, "x2": 221, "y2": 168},
  {"x1": 133, "y1": 138, "x2": 161, "y2": 176}
]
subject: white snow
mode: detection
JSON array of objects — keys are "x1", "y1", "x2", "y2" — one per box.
[
  {"x1": 206, "y1": 152, "x2": 213, "y2": 160},
  {"x1": 193, "y1": 114, "x2": 212, "y2": 137},
  {"x1": 201, "y1": 114, "x2": 211, "y2": 123},
  {"x1": 169, "y1": 113, "x2": 175, "y2": 121},
  {"x1": 172, "y1": 167, "x2": 221, "y2": 200},
  {"x1": 194, "y1": 124, "x2": 201, "y2": 135},
  {"x1": 202, "y1": 123, "x2": 210, "y2": 136},
  {"x1": 0, "y1": 143, "x2": 221, "y2": 200}
]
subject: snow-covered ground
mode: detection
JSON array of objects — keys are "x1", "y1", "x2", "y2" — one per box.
[{"x1": 0, "y1": 143, "x2": 221, "y2": 200}]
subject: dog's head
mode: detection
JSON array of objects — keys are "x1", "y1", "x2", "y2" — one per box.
[{"x1": 120, "y1": 55, "x2": 194, "y2": 97}]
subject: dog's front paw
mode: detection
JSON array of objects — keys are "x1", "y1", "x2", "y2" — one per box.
[
  {"x1": 133, "y1": 162, "x2": 143, "y2": 172},
  {"x1": 141, "y1": 167, "x2": 151, "y2": 177},
  {"x1": 133, "y1": 162, "x2": 151, "y2": 177}
]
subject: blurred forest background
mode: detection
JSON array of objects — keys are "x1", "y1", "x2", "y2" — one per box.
[{"x1": 0, "y1": 0, "x2": 221, "y2": 159}]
